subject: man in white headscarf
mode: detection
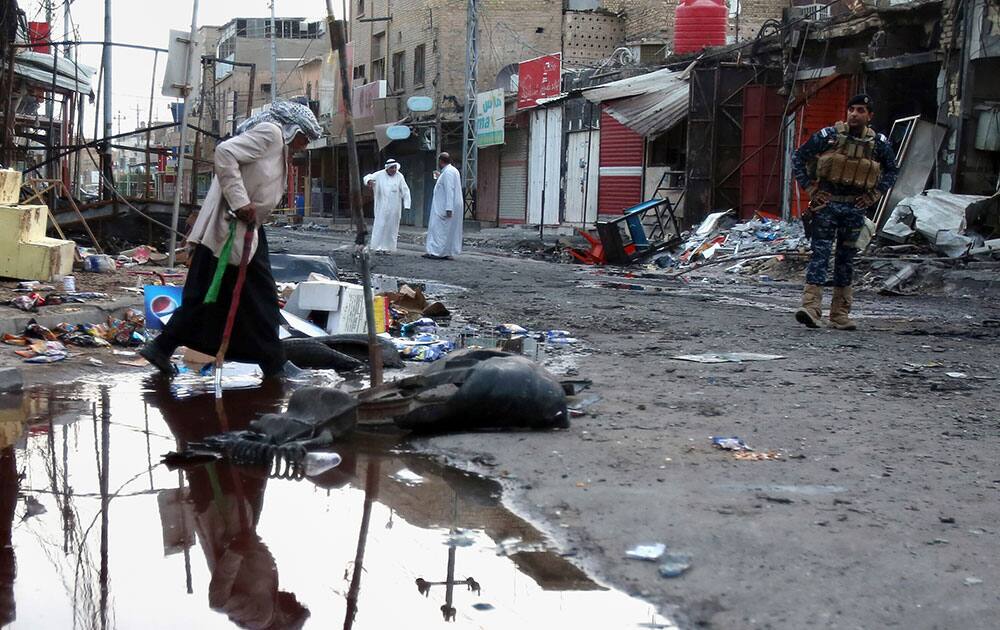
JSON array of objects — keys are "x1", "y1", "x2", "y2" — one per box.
[
  {"x1": 363, "y1": 159, "x2": 411, "y2": 253},
  {"x1": 140, "y1": 100, "x2": 323, "y2": 378},
  {"x1": 423, "y1": 152, "x2": 463, "y2": 260}
]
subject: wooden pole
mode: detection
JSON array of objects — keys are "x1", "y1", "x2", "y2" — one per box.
[{"x1": 325, "y1": 4, "x2": 383, "y2": 385}]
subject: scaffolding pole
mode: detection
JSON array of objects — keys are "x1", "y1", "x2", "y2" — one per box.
[{"x1": 461, "y1": 0, "x2": 478, "y2": 218}]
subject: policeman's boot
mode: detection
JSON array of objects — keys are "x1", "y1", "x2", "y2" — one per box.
[
  {"x1": 795, "y1": 284, "x2": 823, "y2": 329},
  {"x1": 829, "y1": 286, "x2": 858, "y2": 331}
]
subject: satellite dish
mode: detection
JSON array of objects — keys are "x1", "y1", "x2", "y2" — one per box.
[
  {"x1": 407, "y1": 96, "x2": 434, "y2": 113},
  {"x1": 386, "y1": 125, "x2": 411, "y2": 140}
]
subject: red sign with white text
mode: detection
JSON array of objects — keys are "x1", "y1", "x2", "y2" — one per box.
[{"x1": 517, "y1": 53, "x2": 561, "y2": 110}]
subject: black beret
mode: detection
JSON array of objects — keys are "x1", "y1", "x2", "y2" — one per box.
[{"x1": 847, "y1": 94, "x2": 873, "y2": 109}]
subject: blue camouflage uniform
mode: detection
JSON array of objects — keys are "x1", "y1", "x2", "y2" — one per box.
[{"x1": 792, "y1": 127, "x2": 898, "y2": 287}]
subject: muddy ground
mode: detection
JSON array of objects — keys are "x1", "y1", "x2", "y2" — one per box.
[
  {"x1": 268, "y1": 227, "x2": 1000, "y2": 630},
  {"x1": 4, "y1": 224, "x2": 999, "y2": 629}
]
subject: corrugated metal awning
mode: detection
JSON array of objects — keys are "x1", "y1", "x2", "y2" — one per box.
[
  {"x1": 582, "y1": 67, "x2": 690, "y2": 138},
  {"x1": 14, "y1": 51, "x2": 95, "y2": 96}
]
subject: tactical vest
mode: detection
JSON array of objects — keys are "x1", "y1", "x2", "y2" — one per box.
[{"x1": 814, "y1": 122, "x2": 881, "y2": 191}]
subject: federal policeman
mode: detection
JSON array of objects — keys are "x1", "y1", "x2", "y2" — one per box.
[{"x1": 792, "y1": 94, "x2": 898, "y2": 330}]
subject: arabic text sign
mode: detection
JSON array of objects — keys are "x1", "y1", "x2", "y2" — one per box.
[{"x1": 476, "y1": 89, "x2": 505, "y2": 147}]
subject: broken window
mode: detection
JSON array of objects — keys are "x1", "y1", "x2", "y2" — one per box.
[
  {"x1": 413, "y1": 44, "x2": 425, "y2": 86},
  {"x1": 371, "y1": 33, "x2": 386, "y2": 81},
  {"x1": 392, "y1": 51, "x2": 406, "y2": 91}
]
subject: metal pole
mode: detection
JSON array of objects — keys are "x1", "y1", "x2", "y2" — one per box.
[
  {"x1": 269, "y1": 1, "x2": 278, "y2": 103},
  {"x1": 102, "y1": 0, "x2": 113, "y2": 200},
  {"x1": 145, "y1": 51, "x2": 159, "y2": 199},
  {"x1": 461, "y1": 0, "x2": 478, "y2": 218},
  {"x1": 326, "y1": 5, "x2": 384, "y2": 385},
  {"x1": 167, "y1": 0, "x2": 200, "y2": 268}
]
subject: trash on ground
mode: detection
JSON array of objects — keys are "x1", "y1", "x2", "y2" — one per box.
[
  {"x1": 945, "y1": 372, "x2": 968, "y2": 379},
  {"x1": 881, "y1": 190, "x2": 991, "y2": 257},
  {"x1": 625, "y1": 543, "x2": 666, "y2": 561},
  {"x1": 963, "y1": 577, "x2": 984, "y2": 586},
  {"x1": 163, "y1": 386, "x2": 357, "y2": 476},
  {"x1": 658, "y1": 553, "x2": 693, "y2": 578},
  {"x1": 673, "y1": 352, "x2": 785, "y2": 363},
  {"x1": 269, "y1": 253, "x2": 339, "y2": 283},
  {"x1": 711, "y1": 436, "x2": 752, "y2": 451},
  {"x1": 390, "y1": 468, "x2": 426, "y2": 486},
  {"x1": 359, "y1": 349, "x2": 570, "y2": 433},
  {"x1": 733, "y1": 451, "x2": 781, "y2": 461}
]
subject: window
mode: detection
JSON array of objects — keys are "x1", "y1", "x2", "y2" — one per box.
[
  {"x1": 353, "y1": 64, "x2": 366, "y2": 82},
  {"x1": 413, "y1": 44, "x2": 425, "y2": 86},
  {"x1": 261, "y1": 83, "x2": 272, "y2": 95},
  {"x1": 371, "y1": 33, "x2": 385, "y2": 81},
  {"x1": 392, "y1": 51, "x2": 406, "y2": 91},
  {"x1": 357, "y1": 0, "x2": 365, "y2": 17}
]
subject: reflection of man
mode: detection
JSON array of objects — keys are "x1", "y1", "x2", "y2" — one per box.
[
  {"x1": 145, "y1": 384, "x2": 309, "y2": 630},
  {"x1": 423, "y1": 153, "x2": 464, "y2": 261},
  {"x1": 792, "y1": 94, "x2": 898, "y2": 331},
  {"x1": 364, "y1": 159, "x2": 411, "y2": 254}
]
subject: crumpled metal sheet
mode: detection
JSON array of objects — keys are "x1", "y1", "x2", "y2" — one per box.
[{"x1": 881, "y1": 189, "x2": 988, "y2": 257}]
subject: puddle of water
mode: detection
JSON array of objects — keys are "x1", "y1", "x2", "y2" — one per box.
[{"x1": 0, "y1": 377, "x2": 674, "y2": 629}]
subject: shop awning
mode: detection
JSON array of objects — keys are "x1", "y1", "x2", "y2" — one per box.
[
  {"x1": 13, "y1": 50, "x2": 95, "y2": 96},
  {"x1": 582, "y1": 66, "x2": 690, "y2": 138}
]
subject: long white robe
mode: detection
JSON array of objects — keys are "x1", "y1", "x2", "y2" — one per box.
[
  {"x1": 363, "y1": 168, "x2": 411, "y2": 252},
  {"x1": 425, "y1": 164, "x2": 464, "y2": 257}
]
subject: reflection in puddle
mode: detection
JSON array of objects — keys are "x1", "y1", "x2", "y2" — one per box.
[{"x1": 0, "y1": 377, "x2": 674, "y2": 629}]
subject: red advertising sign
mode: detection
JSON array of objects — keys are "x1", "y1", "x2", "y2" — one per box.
[{"x1": 517, "y1": 53, "x2": 561, "y2": 110}]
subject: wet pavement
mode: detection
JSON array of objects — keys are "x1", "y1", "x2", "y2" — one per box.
[{"x1": 0, "y1": 375, "x2": 675, "y2": 629}]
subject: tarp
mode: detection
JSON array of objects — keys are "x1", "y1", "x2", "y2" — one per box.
[
  {"x1": 13, "y1": 50, "x2": 95, "y2": 96},
  {"x1": 582, "y1": 67, "x2": 690, "y2": 138}
]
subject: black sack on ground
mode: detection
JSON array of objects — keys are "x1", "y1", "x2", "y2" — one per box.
[{"x1": 394, "y1": 349, "x2": 569, "y2": 434}]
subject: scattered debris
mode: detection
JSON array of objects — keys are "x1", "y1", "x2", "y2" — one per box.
[
  {"x1": 390, "y1": 468, "x2": 426, "y2": 486},
  {"x1": 711, "y1": 436, "x2": 752, "y2": 452},
  {"x1": 963, "y1": 577, "x2": 984, "y2": 586},
  {"x1": 658, "y1": 553, "x2": 693, "y2": 578},
  {"x1": 674, "y1": 352, "x2": 784, "y2": 363},
  {"x1": 625, "y1": 543, "x2": 666, "y2": 561}
]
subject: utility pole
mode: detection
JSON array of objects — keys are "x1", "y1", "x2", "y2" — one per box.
[
  {"x1": 102, "y1": 0, "x2": 113, "y2": 201},
  {"x1": 45, "y1": 0, "x2": 54, "y2": 196},
  {"x1": 269, "y1": 0, "x2": 278, "y2": 102},
  {"x1": 167, "y1": 0, "x2": 201, "y2": 268},
  {"x1": 461, "y1": 0, "x2": 478, "y2": 218}
]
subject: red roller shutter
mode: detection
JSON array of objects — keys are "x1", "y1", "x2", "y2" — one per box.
[
  {"x1": 740, "y1": 85, "x2": 785, "y2": 220},
  {"x1": 598, "y1": 106, "x2": 644, "y2": 216}
]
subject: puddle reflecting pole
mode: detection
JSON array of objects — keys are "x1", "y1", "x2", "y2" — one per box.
[
  {"x1": 325, "y1": 1, "x2": 384, "y2": 386},
  {"x1": 343, "y1": 460, "x2": 380, "y2": 630},
  {"x1": 98, "y1": 386, "x2": 111, "y2": 630}
]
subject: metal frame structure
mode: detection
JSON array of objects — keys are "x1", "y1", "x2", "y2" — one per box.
[{"x1": 460, "y1": 0, "x2": 478, "y2": 218}]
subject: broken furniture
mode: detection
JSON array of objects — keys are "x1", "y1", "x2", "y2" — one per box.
[{"x1": 595, "y1": 197, "x2": 683, "y2": 265}]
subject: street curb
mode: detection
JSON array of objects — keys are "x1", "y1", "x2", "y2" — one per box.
[{"x1": 0, "y1": 296, "x2": 145, "y2": 336}]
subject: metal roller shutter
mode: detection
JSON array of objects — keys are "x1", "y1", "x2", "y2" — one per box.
[
  {"x1": 598, "y1": 107, "x2": 644, "y2": 216},
  {"x1": 499, "y1": 128, "x2": 528, "y2": 223}
]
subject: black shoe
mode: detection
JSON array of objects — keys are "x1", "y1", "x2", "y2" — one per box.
[{"x1": 139, "y1": 341, "x2": 176, "y2": 375}]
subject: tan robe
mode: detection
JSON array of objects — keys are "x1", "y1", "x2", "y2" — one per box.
[{"x1": 188, "y1": 122, "x2": 287, "y2": 265}]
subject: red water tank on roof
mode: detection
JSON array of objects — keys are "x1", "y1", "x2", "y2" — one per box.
[{"x1": 674, "y1": 0, "x2": 728, "y2": 54}]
